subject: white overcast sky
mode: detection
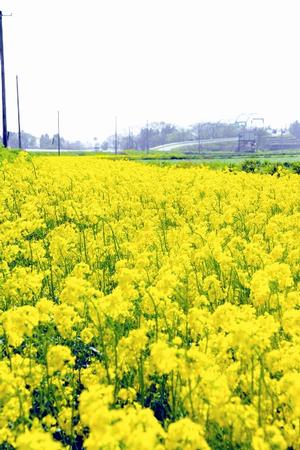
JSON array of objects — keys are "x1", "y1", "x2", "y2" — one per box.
[{"x1": 1, "y1": 0, "x2": 300, "y2": 142}]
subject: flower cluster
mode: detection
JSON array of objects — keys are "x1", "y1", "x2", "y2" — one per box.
[{"x1": 0, "y1": 152, "x2": 299, "y2": 449}]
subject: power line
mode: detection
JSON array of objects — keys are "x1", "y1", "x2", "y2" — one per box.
[
  {"x1": 114, "y1": 116, "x2": 118, "y2": 154},
  {"x1": 16, "y1": 75, "x2": 22, "y2": 149},
  {"x1": 57, "y1": 111, "x2": 61, "y2": 156}
]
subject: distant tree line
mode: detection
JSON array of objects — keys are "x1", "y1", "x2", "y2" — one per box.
[
  {"x1": 101, "y1": 121, "x2": 264, "y2": 151},
  {"x1": 102, "y1": 120, "x2": 300, "y2": 151},
  {"x1": 5, "y1": 120, "x2": 300, "y2": 151},
  {"x1": 7, "y1": 131, "x2": 87, "y2": 150},
  {"x1": 289, "y1": 121, "x2": 300, "y2": 139},
  {"x1": 8, "y1": 131, "x2": 38, "y2": 149}
]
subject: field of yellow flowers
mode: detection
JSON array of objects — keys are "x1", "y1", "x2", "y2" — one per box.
[{"x1": 0, "y1": 152, "x2": 299, "y2": 450}]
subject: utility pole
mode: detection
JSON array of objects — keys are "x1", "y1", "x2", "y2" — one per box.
[
  {"x1": 57, "y1": 111, "x2": 61, "y2": 156},
  {"x1": 0, "y1": 11, "x2": 8, "y2": 147},
  {"x1": 16, "y1": 75, "x2": 22, "y2": 148},
  {"x1": 197, "y1": 123, "x2": 201, "y2": 154},
  {"x1": 114, "y1": 116, "x2": 118, "y2": 154},
  {"x1": 127, "y1": 127, "x2": 131, "y2": 150},
  {"x1": 146, "y1": 121, "x2": 149, "y2": 153}
]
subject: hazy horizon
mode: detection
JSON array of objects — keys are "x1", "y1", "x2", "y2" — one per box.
[{"x1": 1, "y1": 0, "x2": 300, "y2": 142}]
